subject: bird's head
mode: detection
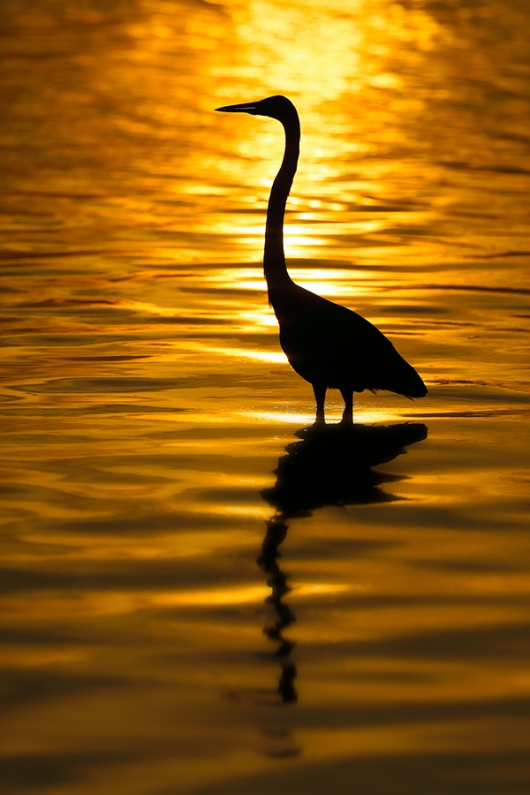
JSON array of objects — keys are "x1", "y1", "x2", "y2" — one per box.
[{"x1": 216, "y1": 95, "x2": 298, "y2": 125}]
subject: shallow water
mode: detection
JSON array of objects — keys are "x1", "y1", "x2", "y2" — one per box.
[{"x1": 1, "y1": 0, "x2": 530, "y2": 793}]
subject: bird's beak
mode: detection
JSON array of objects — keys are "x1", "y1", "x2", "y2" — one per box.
[{"x1": 215, "y1": 102, "x2": 258, "y2": 114}]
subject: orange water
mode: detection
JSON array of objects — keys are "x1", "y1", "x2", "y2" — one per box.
[{"x1": 1, "y1": 1, "x2": 530, "y2": 793}]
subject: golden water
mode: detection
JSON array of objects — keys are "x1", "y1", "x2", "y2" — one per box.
[{"x1": 1, "y1": 0, "x2": 530, "y2": 792}]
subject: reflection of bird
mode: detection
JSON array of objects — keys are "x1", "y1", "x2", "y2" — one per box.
[
  {"x1": 258, "y1": 421, "x2": 428, "y2": 704},
  {"x1": 262, "y1": 421, "x2": 429, "y2": 519},
  {"x1": 216, "y1": 95, "x2": 427, "y2": 423}
]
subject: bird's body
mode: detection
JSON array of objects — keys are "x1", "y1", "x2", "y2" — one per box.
[{"x1": 216, "y1": 95, "x2": 427, "y2": 423}]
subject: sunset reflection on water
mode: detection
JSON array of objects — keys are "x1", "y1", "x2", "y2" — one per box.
[{"x1": 1, "y1": 0, "x2": 530, "y2": 793}]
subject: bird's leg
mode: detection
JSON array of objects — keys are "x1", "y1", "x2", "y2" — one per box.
[
  {"x1": 340, "y1": 388, "x2": 353, "y2": 425},
  {"x1": 313, "y1": 383, "x2": 326, "y2": 424}
]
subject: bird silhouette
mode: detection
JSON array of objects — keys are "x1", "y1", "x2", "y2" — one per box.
[{"x1": 216, "y1": 95, "x2": 427, "y2": 423}]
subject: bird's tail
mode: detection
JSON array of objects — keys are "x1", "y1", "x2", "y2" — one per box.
[
  {"x1": 399, "y1": 363, "x2": 428, "y2": 399},
  {"x1": 376, "y1": 353, "x2": 427, "y2": 399}
]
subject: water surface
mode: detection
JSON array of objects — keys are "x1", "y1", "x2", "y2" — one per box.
[{"x1": 1, "y1": 1, "x2": 530, "y2": 793}]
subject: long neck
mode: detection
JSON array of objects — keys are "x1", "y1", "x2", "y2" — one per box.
[{"x1": 264, "y1": 113, "x2": 300, "y2": 300}]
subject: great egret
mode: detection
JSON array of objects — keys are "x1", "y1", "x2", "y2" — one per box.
[{"x1": 216, "y1": 95, "x2": 427, "y2": 423}]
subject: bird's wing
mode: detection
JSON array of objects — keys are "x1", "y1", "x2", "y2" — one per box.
[{"x1": 277, "y1": 287, "x2": 426, "y2": 397}]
